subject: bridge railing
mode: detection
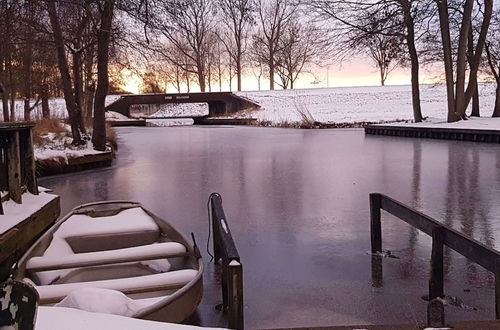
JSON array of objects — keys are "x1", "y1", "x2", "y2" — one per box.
[
  {"x1": 1, "y1": 123, "x2": 38, "y2": 214},
  {"x1": 370, "y1": 193, "x2": 500, "y2": 321},
  {"x1": 208, "y1": 192, "x2": 243, "y2": 330}
]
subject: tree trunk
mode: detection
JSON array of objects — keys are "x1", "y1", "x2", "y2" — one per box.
[
  {"x1": 468, "y1": 24, "x2": 479, "y2": 117},
  {"x1": 403, "y1": 5, "x2": 423, "y2": 122},
  {"x1": 493, "y1": 82, "x2": 500, "y2": 118},
  {"x1": 47, "y1": 1, "x2": 83, "y2": 145},
  {"x1": 236, "y1": 56, "x2": 242, "y2": 91},
  {"x1": 380, "y1": 65, "x2": 385, "y2": 86},
  {"x1": 23, "y1": 0, "x2": 33, "y2": 122},
  {"x1": 92, "y1": 0, "x2": 114, "y2": 151},
  {"x1": 269, "y1": 56, "x2": 275, "y2": 90},
  {"x1": 436, "y1": 0, "x2": 457, "y2": 122},
  {"x1": 41, "y1": 84, "x2": 50, "y2": 119},
  {"x1": 454, "y1": 0, "x2": 474, "y2": 120},
  {"x1": 0, "y1": 83, "x2": 9, "y2": 121},
  {"x1": 470, "y1": 84, "x2": 480, "y2": 117}
]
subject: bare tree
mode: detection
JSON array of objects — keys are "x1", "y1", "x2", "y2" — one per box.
[
  {"x1": 151, "y1": 0, "x2": 215, "y2": 92},
  {"x1": 435, "y1": 0, "x2": 493, "y2": 122},
  {"x1": 275, "y1": 19, "x2": 329, "y2": 89},
  {"x1": 217, "y1": 0, "x2": 255, "y2": 91},
  {"x1": 47, "y1": 1, "x2": 87, "y2": 144},
  {"x1": 253, "y1": 0, "x2": 297, "y2": 90},
  {"x1": 307, "y1": 0, "x2": 427, "y2": 122},
  {"x1": 485, "y1": 9, "x2": 499, "y2": 117}
]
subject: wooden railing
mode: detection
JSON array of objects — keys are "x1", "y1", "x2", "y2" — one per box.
[
  {"x1": 370, "y1": 193, "x2": 500, "y2": 324},
  {"x1": 0, "y1": 123, "x2": 38, "y2": 215},
  {"x1": 208, "y1": 192, "x2": 244, "y2": 330}
]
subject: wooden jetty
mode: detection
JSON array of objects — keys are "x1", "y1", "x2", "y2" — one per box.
[
  {"x1": 365, "y1": 124, "x2": 500, "y2": 143},
  {"x1": 0, "y1": 123, "x2": 60, "y2": 281}
]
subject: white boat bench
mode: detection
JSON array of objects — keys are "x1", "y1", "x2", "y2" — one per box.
[
  {"x1": 26, "y1": 242, "x2": 188, "y2": 272},
  {"x1": 35, "y1": 269, "x2": 199, "y2": 304}
]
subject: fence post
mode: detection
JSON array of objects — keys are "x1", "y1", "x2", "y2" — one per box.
[
  {"x1": 7, "y1": 131, "x2": 21, "y2": 204},
  {"x1": 495, "y1": 259, "x2": 500, "y2": 319},
  {"x1": 429, "y1": 226, "x2": 445, "y2": 300},
  {"x1": 228, "y1": 260, "x2": 244, "y2": 330},
  {"x1": 370, "y1": 193, "x2": 382, "y2": 253}
]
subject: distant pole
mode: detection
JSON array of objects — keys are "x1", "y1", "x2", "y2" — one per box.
[{"x1": 327, "y1": 66, "x2": 330, "y2": 88}]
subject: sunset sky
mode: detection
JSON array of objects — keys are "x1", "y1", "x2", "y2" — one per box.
[{"x1": 120, "y1": 55, "x2": 447, "y2": 94}]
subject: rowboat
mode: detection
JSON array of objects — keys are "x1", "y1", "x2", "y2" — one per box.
[{"x1": 14, "y1": 201, "x2": 203, "y2": 323}]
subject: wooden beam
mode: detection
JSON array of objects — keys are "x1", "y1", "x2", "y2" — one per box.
[
  {"x1": 19, "y1": 129, "x2": 37, "y2": 195},
  {"x1": 7, "y1": 131, "x2": 22, "y2": 203}
]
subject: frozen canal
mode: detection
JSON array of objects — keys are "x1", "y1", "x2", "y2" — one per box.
[{"x1": 39, "y1": 126, "x2": 500, "y2": 328}]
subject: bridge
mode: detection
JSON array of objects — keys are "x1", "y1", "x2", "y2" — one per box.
[{"x1": 105, "y1": 92, "x2": 260, "y2": 118}]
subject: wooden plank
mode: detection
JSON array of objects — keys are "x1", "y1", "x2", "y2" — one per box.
[
  {"x1": 0, "y1": 196, "x2": 60, "y2": 264},
  {"x1": 370, "y1": 193, "x2": 382, "y2": 253},
  {"x1": 19, "y1": 129, "x2": 37, "y2": 195},
  {"x1": 495, "y1": 259, "x2": 500, "y2": 319},
  {"x1": 228, "y1": 261, "x2": 244, "y2": 330},
  {"x1": 429, "y1": 227, "x2": 445, "y2": 300},
  {"x1": 7, "y1": 131, "x2": 22, "y2": 203}
]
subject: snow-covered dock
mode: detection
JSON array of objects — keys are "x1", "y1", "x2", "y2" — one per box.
[
  {"x1": 365, "y1": 117, "x2": 500, "y2": 143},
  {"x1": 0, "y1": 123, "x2": 60, "y2": 281}
]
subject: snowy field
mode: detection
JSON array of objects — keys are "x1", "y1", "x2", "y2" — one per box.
[
  {"x1": 235, "y1": 83, "x2": 497, "y2": 124},
  {"x1": 1, "y1": 84, "x2": 497, "y2": 125},
  {"x1": 0, "y1": 95, "x2": 121, "y2": 121}
]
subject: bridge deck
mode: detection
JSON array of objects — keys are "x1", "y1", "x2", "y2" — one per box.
[{"x1": 106, "y1": 92, "x2": 260, "y2": 118}]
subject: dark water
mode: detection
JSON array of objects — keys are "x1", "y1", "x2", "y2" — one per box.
[{"x1": 39, "y1": 126, "x2": 500, "y2": 328}]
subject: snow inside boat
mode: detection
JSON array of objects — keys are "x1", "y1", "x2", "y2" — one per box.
[{"x1": 14, "y1": 201, "x2": 203, "y2": 323}]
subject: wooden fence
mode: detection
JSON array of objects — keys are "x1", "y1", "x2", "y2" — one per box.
[
  {"x1": 0, "y1": 123, "x2": 38, "y2": 214},
  {"x1": 208, "y1": 192, "x2": 244, "y2": 330},
  {"x1": 370, "y1": 193, "x2": 500, "y2": 322}
]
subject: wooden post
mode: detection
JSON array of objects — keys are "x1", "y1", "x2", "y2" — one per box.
[
  {"x1": 228, "y1": 260, "x2": 244, "y2": 330},
  {"x1": 495, "y1": 259, "x2": 500, "y2": 319},
  {"x1": 429, "y1": 227, "x2": 445, "y2": 300},
  {"x1": 370, "y1": 193, "x2": 382, "y2": 253},
  {"x1": 7, "y1": 131, "x2": 22, "y2": 203},
  {"x1": 20, "y1": 129, "x2": 37, "y2": 195}
]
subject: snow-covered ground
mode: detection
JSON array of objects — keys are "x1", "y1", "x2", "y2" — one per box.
[
  {"x1": 36, "y1": 306, "x2": 224, "y2": 330},
  {"x1": 1, "y1": 84, "x2": 496, "y2": 125},
  {"x1": 235, "y1": 83, "x2": 497, "y2": 124},
  {"x1": 0, "y1": 95, "x2": 121, "y2": 121},
  {"x1": 35, "y1": 129, "x2": 110, "y2": 164}
]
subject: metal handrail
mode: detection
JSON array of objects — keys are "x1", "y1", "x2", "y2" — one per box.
[
  {"x1": 208, "y1": 192, "x2": 244, "y2": 330},
  {"x1": 370, "y1": 193, "x2": 500, "y2": 320}
]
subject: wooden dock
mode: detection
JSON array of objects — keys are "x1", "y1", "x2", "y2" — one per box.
[
  {"x1": 365, "y1": 124, "x2": 500, "y2": 143},
  {"x1": 0, "y1": 123, "x2": 60, "y2": 281}
]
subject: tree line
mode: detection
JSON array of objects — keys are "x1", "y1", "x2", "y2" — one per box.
[{"x1": 0, "y1": 0, "x2": 499, "y2": 150}]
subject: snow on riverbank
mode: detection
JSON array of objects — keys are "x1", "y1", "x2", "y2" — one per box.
[
  {"x1": 235, "y1": 83, "x2": 497, "y2": 124},
  {"x1": 35, "y1": 306, "x2": 224, "y2": 330}
]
